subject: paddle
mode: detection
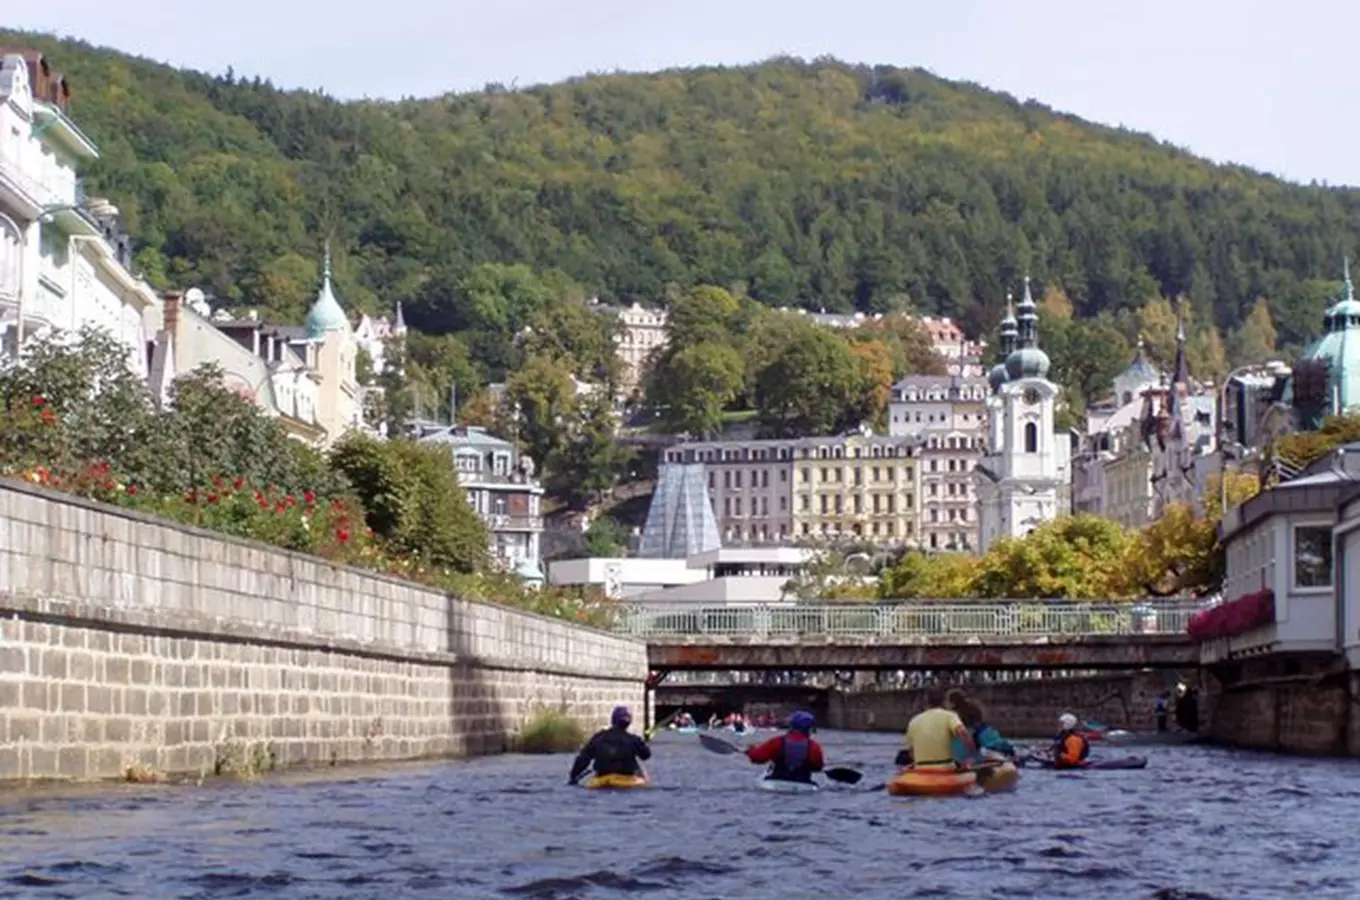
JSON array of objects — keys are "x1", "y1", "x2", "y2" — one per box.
[
  {"x1": 696, "y1": 733, "x2": 863, "y2": 785},
  {"x1": 698, "y1": 732, "x2": 744, "y2": 755}
]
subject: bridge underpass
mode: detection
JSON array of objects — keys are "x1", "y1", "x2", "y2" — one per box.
[{"x1": 623, "y1": 601, "x2": 1202, "y2": 729}]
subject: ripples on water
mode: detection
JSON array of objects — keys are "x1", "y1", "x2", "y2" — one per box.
[{"x1": 2, "y1": 732, "x2": 1358, "y2": 899}]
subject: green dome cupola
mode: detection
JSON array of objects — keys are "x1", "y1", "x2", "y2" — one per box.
[
  {"x1": 305, "y1": 244, "x2": 349, "y2": 339},
  {"x1": 1004, "y1": 275, "x2": 1051, "y2": 381}
]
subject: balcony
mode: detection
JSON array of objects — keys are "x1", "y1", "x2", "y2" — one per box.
[
  {"x1": 482, "y1": 513, "x2": 542, "y2": 533},
  {"x1": 454, "y1": 468, "x2": 543, "y2": 491}
]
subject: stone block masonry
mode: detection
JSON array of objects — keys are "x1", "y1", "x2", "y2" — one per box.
[
  {"x1": 828, "y1": 670, "x2": 1182, "y2": 737},
  {"x1": 1199, "y1": 655, "x2": 1359, "y2": 756},
  {"x1": 0, "y1": 481, "x2": 647, "y2": 781}
]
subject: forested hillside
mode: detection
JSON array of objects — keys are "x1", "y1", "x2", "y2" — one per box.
[{"x1": 7, "y1": 31, "x2": 1360, "y2": 385}]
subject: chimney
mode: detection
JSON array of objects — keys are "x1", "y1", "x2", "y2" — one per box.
[{"x1": 162, "y1": 291, "x2": 182, "y2": 340}]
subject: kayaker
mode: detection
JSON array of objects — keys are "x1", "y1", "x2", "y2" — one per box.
[
  {"x1": 568, "y1": 706, "x2": 652, "y2": 785},
  {"x1": 947, "y1": 692, "x2": 1016, "y2": 763},
  {"x1": 744, "y1": 709, "x2": 825, "y2": 783},
  {"x1": 1051, "y1": 713, "x2": 1092, "y2": 769},
  {"x1": 897, "y1": 686, "x2": 975, "y2": 769}
]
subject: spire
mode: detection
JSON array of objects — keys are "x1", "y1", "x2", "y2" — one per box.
[
  {"x1": 1171, "y1": 297, "x2": 1189, "y2": 390},
  {"x1": 394, "y1": 301, "x2": 407, "y2": 333},
  {"x1": 305, "y1": 241, "x2": 349, "y2": 339},
  {"x1": 1016, "y1": 275, "x2": 1038, "y2": 349},
  {"x1": 999, "y1": 292, "x2": 1018, "y2": 355},
  {"x1": 1347, "y1": 257, "x2": 1355, "y2": 303}
]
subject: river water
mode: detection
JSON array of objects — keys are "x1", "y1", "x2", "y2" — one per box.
[{"x1": 2, "y1": 731, "x2": 1357, "y2": 900}]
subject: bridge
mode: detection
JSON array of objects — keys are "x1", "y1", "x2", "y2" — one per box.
[{"x1": 615, "y1": 601, "x2": 1201, "y2": 673}]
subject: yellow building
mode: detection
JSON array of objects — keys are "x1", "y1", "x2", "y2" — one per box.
[
  {"x1": 665, "y1": 429, "x2": 922, "y2": 548},
  {"x1": 789, "y1": 431, "x2": 920, "y2": 545}
]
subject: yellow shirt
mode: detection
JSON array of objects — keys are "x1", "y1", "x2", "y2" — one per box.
[{"x1": 905, "y1": 707, "x2": 964, "y2": 769}]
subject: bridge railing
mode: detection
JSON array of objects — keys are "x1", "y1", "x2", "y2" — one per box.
[{"x1": 615, "y1": 601, "x2": 1201, "y2": 641}]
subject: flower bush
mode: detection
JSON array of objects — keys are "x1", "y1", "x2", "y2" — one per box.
[
  {"x1": 1, "y1": 330, "x2": 617, "y2": 628},
  {"x1": 11, "y1": 460, "x2": 618, "y2": 627},
  {"x1": 1186, "y1": 590, "x2": 1276, "y2": 641}
]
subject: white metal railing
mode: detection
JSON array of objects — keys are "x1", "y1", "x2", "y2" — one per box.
[{"x1": 614, "y1": 601, "x2": 1202, "y2": 641}]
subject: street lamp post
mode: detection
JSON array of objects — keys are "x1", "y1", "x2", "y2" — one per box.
[{"x1": 1218, "y1": 361, "x2": 1291, "y2": 514}]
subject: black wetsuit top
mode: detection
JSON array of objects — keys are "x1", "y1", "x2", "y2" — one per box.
[{"x1": 569, "y1": 726, "x2": 651, "y2": 781}]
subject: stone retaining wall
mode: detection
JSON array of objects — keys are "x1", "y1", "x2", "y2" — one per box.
[
  {"x1": 0, "y1": 480, "x2": 647, "y2": 781},
  {"x1": 828, "y1": 670, "x2": 1180, "y2": 737},
  {"x1": 1199, "y1": 655, "x2": 1359, "y2": 756}
]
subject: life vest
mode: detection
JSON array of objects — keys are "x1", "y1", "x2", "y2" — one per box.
[
  {"x1": 771, "y1": 735, "x2": 814, "y2": 783},
  {"x1": 1054, "y1": 731, "x2": 1091, "y2": 767}
]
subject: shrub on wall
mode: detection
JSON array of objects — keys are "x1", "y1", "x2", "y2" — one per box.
[
  {"x1": 0, "y1": 330, "x2": 613, "y2": 627},
  {"x1": 328, "y1": 433, "x2": 488, "y2": 573}
]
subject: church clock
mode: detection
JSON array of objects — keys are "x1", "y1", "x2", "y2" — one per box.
[{"x1": 1023, "y1": 387, "x2": 1041, "y2": 406}]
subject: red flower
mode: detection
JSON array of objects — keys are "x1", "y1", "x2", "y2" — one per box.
[
  {"x1": 127, "y1": 485, "x2": 138, "y2": 497},
  {"x1": 232, "y1": 477, "x2": 244, "y2": 491},
  {"x1": 207, "y1": 493, "x2": 220, "y2": 504},
  {"x1": 331, "y1": 499, "x2": 344, "y2": 511},
  {"x1": 284, "y1": 495, "x2": 296, "y2": 507},
  {"x1": 303, "y1": 490, "x2": 316, "y2": 505},
  {"x1": 39, "y1": 409, "x2": 56, "y2": 425},
  {"x1": 336, "y1": 528, "x2": 351, "y2": 543},
  {"x1": 211, "y1": 475, "x2": 223, "y2": 488},
  {"x1": 32, "y1": 395, "x2": 44, "y2": 407},
  {"x1": 274, "y1": 501, "x2": 287, "y2": 515}
]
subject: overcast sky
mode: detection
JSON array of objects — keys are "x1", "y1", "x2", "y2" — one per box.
[{"x1": 10, "y1": 0, "x2": 1360, "y2": 186}]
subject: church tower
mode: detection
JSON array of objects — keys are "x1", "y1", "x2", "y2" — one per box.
[{"x1": 975, "y1": 276, "x2": 1066, "y2": 552}]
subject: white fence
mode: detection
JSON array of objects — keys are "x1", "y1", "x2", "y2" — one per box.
[{"x1": 615, "y1": 601, "x2": 1201, "y2": 641}]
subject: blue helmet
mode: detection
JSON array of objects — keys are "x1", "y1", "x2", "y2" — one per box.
[
  {"x1": 788, "y1": 710, "x2": 815, "y2": 734},
  {"x1": 611, "y1": 706, "x2": 632, "y2": 728}
]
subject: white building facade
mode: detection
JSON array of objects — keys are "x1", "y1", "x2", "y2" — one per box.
[
  {"x1": 975, "y1": 280, "x2": 1070, "y2": 552},
  {"x1": 0, "y1": 50, "x2": 159, "y2": 370}
]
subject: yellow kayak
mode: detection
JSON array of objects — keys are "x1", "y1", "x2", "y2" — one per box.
[
  {"x1": 584, "y1": 773, "x2": 649, "y2": 790},
  {"x1": 977, "y1": 761, "x2": 1020, "y2": 794}
]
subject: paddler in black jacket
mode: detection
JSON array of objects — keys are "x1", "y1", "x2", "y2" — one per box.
[{"x1": 568, "y1": 706, "x2": 652, "y2": 784}]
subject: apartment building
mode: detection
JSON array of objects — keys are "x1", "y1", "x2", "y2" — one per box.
[
  {"x1": 662, "y1": 428, "x2": 923, "y2": 547},
  {"x1": 591, "y1": 300, "x2": 667, "y2": 399},
  {"x1": 417, "y1": 424, "x2": 545, "y2": 578},
  {"x1": 1, "y1": 49, "x2": 160, "y2": 368},
  {"x1": 887, "y1": 375, "x2": 988, "y2": 551}
]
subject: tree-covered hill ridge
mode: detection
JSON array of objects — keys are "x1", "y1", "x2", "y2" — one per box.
[{"x1": 5, "y1": 30, "x2": 1359, "y2": 355}]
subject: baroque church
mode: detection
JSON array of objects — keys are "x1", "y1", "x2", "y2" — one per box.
[{"x1": 975, "y1": 278, "x2": 1072, "y2": 552}]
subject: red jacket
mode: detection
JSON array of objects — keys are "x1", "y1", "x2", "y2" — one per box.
[{"x1": 746, "y1": 733, "x2": 825, "y2": 770}]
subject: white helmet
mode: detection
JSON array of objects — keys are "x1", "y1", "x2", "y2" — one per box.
[{"x1": 1058, "y1": 713, "x2": 1079, "y2": 731}]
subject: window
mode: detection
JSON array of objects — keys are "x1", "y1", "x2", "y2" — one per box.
[
  {"x1": 1024, "y1": 422, "x2": 1038, "y2": 453},
  {"x1": 1293, "y1": 525, "x2": 1333, "y2": 588}
]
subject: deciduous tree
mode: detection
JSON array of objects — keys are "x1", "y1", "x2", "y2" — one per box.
[
  {"x1": 1233, "y1": 297, "x2": 1279, "y2": 365},
  {"x1": 755, "y1": 328, "x2": 863, "y2": 438},
  {"x1": 647, "y1": 341, "x2": 744, "y2": 437},
  {"x1": 504, "y1": 353, "x2": 578, "y2": 470}
]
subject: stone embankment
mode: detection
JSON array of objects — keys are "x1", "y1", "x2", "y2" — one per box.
[{"x1": 0, "y1": 480, "x2": 646, "y2": 782}]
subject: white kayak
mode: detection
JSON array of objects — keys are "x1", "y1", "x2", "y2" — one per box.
[{"x1": 756, "y1": 777, "x2": 820, "y2": 794}]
